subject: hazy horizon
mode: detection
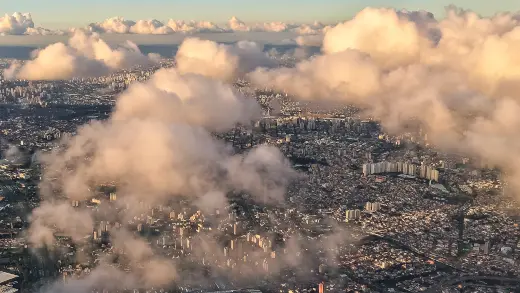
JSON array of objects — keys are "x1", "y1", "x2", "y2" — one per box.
[
  {"x1": 0, "y1": 32, "x2": 299, "y2": 47},
  {"x1": 3, "y1": 0, "x2": 520, "y2": 29}
]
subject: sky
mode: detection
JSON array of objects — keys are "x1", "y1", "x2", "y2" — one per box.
[{"x1": 3, "y1": 0, "x2": 520, "y2": 29}]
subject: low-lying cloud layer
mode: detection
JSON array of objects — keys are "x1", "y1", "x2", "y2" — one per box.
[
  {"x1": 0, "y1": 12, "x2": 329, "y2": 36},
  {"x1": 4, "y1": 34, "x2": 276, "y2": 81},
  {"x1": 248, "y1": 6, "x2": 520, "y2": 191},
  {"x1": 30, "y1": 57, "x2": 298, "y2": 289},
  {"x1": 87, "y1": 16, "x2": 328, "y2": 35},
  {"x1": 176, "y1": 37, "x2": 276, "y2": 81},
  {"x1": 3, "y1": 30, "x2": 159, "y2": 80}
]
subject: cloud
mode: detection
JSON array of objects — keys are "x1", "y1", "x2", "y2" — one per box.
[
  {"x1": 248, "y1": 5, "x2": 520, "y2": 196},
  {"x1": 85, "y1": 16, "x2": 329, "y2": 35},
  {"x1": 228, "y1": 16, "x2": 250, "y2": 32},
  {"x1": 26, "y1": 62, "x2": 301, "y2": 292},
  {"x1": 0, "y1": 12, "x2": 34, "y2": 35},
  {"x1": 33, "y1": 63, "x2": 296, "y2": 240},
  {"x1": 167, "y1": 19, "x2": 225, "y2": 33},
  {"x1": 0, "y1": 12, "x2": 329, "y2": 36},
  {"x1": 87, "y1": 17, "x2": 135, "y2": 34},
  {"x1": 322, "y1": 7, "x2": 433, "y2": 69},
  {"x1": 295, "y1": 34, "x2": 324, "y2": 47},
  {"x1": 28, "y1": 202, "x2": 94, "y2": 247},
  {"x1": 25, "y1": 26, "x2": 66, "y2": 36},
  {"x1": 110, "y1": 230, "x2": 178, "y2": 287},
  {"x1": 2, "y1": 144, "x2": 28, "y2": 164},
  {"x1": 112, "y1": 67, "x2": 262, "y2": 131},
  {"x1": 28, "y1": 61, "x2": 298, "y2": 289},
  {"x1": 87, "y1": 17, "x2": 227, "y2": 34},
  {"x1": 3, "y1": 30, "x2": 159, "y2": 80},
  {"x1": 0, "y1": 12, "x2": 64, "y2": 35},
  {"x1": 227, "y1": 17, "x2": 329, "y2": 34},
  {"x1": 175, "y1": 37, "x2": 276, "y2": 81}
]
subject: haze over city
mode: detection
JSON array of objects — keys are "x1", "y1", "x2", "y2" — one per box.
[{"x1": 0, "y1": 1, "x2": 519, "y2": 293}]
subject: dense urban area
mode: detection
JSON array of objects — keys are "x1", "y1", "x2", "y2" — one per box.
[{"x1": 0, "y1": 54, "x2": 519, "y2": 293}]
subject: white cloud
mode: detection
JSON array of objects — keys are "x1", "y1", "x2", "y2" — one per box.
[
  {"x1": 0, "y1": 12, "x2": 66, "y2": 35},
  {"x1": 0, "y1": 12, "x2": 331, "y2": 36},
  {"x1": 3, "y1": 30, "x2": 159, "y2": 80},
  {"x1": 84, "y1": 15, "x2": 329, "y2": 34},
  {"x1": 0, "y1": 12, "x2": 34, "y2": 35},
  {"x1": 248, "y1": 5, "x2": 520, "y2": 197},
  {"x1": 175, "y1": 37, "x2": 276, "y2": 81}
]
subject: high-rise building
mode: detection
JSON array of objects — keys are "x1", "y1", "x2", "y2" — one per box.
[
  {"x1": 362, "y1": 164, "x2": 369, "y2": 176},
  {"x1": 481, "y1": 241, "x2": 490, "y2": 254},
  {"x1": 365, "y1": 202, "x2": 381, "y2": 213},
  {"x1": 345, "y1": 210, "x2": 361, "y2": 222}
]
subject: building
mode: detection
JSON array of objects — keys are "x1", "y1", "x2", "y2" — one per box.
[
  {"x1": 345, "y1": 210, "x2": 361, "y2": 222},
  {"x1": 365, "y1": 202, "x2": 381, "y2": 213},
  {"x1": 362, "y1": 161, "x2": 439, "y2": 181},
  {"x1": 0, "y1": 271, "x2": 19, "y2": 293}
]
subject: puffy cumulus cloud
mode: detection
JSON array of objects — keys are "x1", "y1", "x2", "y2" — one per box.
[
  {"x1": 87, "y1": 17, "x2": 135, "y2": 34},
  {"x1": 175, "y1": 37, "x2": 276, "y2": 81},
  {"x1": 129, "y1": 19, "x2": 173, "y2": 34},
  {"x1": 0, "y1": 12, "x2": 34, "y2": 35},
  {"x1": 34, "y1": 65, "x2": 295, "y2": 240},
  {"x1": 227, "y1": 17, "x2": 329, "y2": 34},
  {"x1": 88, "y1": 17, "x2": 226, "y2": 34},
  {"x1": 292, "y1": 21, "x2": 330, "y2": 35},
  {"x1": 67, "y1": 30, "x2": 160, "y2": 68},
  {"x1": 229, "y1": 17, "x2": 330, "y2": 34},
  {"x1": 252, "y1": 5, "x2": 520, "y2": 98},
  {"x1": 253, "y1": 21, "x2": 289, "y2": 32},
  {"x1": 30, "y1": 63, "x2": 297, "y2": 289},
  {"x1": 228, "y1": 16, "x2": 250, "y2": 32},
  {"x1": 3, "y1": 31, "x2": 159, "y2": 80},
  {"x1": 0, "y1": 12, "x2": 64, "y2": 35},
  {"x1": 166, "y1": 19, "x2": 225, "y2": 33},
  {"x1": 421, "y1": 6, "x2": 520, "y2": 96},
  {"x1": 175, "y1": 38, "x2": 238, "y2": 81},
  {"x1": 3, "y1": 43, "x2": 111, "y2": 80},
  {"x1": 250, "y1": 49, "x2": 381, "y2": 102},
  {"x1": 38, "y1": 90, "x2": 292, "y2": 206},
  {"x1": 0, "y1": 12, "x2": 329, "y2": 36},
  {"x1": 85, "y1": 15, "x2": 329, "y2": 34},
  {"x1": 322, "y1": 7, "x2": 433, "y2": 69},
  {"x1": 248, "y1": 6, "x2": 520, "y2": 199},
  {"x1": 112, "y1": 68, "x2": 261, "y2": 131}
]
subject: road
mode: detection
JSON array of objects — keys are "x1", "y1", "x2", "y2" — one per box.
[
  {"x1": 422, "y1": 275, "x2": 520, "y2": 293},
  {"x1": 368, "y1": 231, "x2": 464, "y2": 272}
]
